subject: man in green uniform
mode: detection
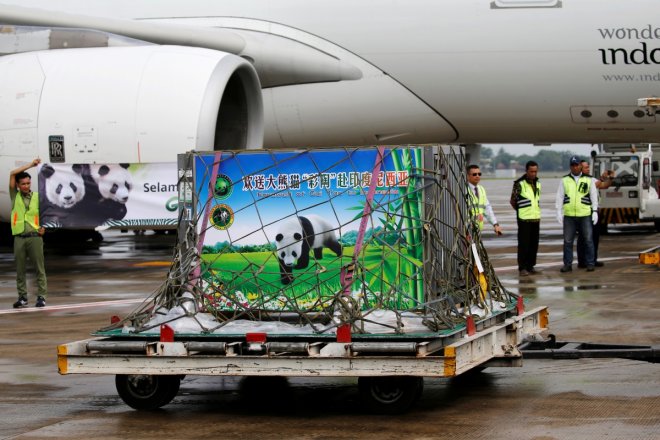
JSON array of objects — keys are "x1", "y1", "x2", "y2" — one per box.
[{"x1": 9, "y1": 158, "x2": 48, "y2": 308}]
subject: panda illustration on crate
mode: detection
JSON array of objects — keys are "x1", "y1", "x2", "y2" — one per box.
[
  {"x1": 274, "y1": 214, "x2": 343, "y2": 285},
  {"x1": 37, "y1": 163, "x2": 86, "y2": 227},
  {"x1": 83, "y1": 163, "x2": 133, "y2": 224}
]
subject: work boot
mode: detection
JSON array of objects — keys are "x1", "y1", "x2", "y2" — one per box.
[
  {"x1": 13, "y1": 296, "x2": 28, "y2": 308},
  {"x1": 519, "y1": 269, "x2": 530, "y2": 276},
  {"x1": 560, "y1": 265, "x2": 572, "y2": 273},
  {"x1": 35, "y1": 296, "x2": 46, "y2": 308},
  {"x1": 594, "y1": 261, "x2": 604, "y2": 267},
  {"x1": 586, "y1": 266, "x2": 595, "y2": 272},
  {"x1": 528, "y1": 267, "x2": 542, "y2": 275}
]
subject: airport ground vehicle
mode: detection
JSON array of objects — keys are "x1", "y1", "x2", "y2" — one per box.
[
  {"x1": 57, "y1": 304, "x2": 548, "y2": 413},
  {"x1": 55, "y1": 304, "x2": 660, "y2": 413},
  {"x1": 591, "y1": 143, "x2": 660, "y2": 232}
]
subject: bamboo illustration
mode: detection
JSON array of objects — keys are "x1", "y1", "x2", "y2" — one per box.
[{"x1": 391, "y1": 148, "x2": 424, "y2": 303}]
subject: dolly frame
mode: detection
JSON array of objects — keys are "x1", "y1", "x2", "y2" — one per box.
[{"x1": 58, "y1": 306, "x2": 549, "y2": 378}]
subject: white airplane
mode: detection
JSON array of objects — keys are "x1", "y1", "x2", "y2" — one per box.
[{"x1": 1, "y1": 0, "x2": 659, "y2": 224}]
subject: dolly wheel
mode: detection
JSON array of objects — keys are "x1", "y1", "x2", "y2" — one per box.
[
  {"x1": 115, "y1": 374, "x2": 180, "y2": 410},
  {"x1": 358, "y1": 376, "x2": 423, "y2": 414}
]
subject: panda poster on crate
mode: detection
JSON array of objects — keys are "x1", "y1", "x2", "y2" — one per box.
[
  {"x1": 194, "y1": 147, "x2": 426, "y2": 313},
  {"x1": 37, "y1": 162, "x2": 179, "y2": 228}
]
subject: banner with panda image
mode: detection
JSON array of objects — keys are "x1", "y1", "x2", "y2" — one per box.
[
  {"x1": 193, "y1": 147, "x2": 426, "y2": 313},
  {"x1": 38, "y1": 162, "x2": 179, "y2": 229}
]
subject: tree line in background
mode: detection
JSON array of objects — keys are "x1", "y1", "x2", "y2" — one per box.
[{"x1": 480, "y1": 147, "x2": 588, "y2": 173}]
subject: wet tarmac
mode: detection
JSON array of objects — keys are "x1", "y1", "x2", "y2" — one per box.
[{"x1": 0, "y1": 177, "x2": 658, "y2": 439}]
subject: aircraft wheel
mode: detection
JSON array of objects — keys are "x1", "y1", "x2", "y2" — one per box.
[
  {"x1": 358, "y1": 376, "x2": 423, "y2": 414},
  {"x1": 115, "y1": 374, "x2": 180, "y2": 410}
]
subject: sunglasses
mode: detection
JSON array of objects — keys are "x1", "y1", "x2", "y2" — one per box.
[{"x1": 471, "y1": 173, "x2": 482, "y2": 176}]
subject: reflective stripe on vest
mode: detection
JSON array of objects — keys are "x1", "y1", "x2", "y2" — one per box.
[
  {"x1": 517, "y1": 180, "x2": 541, "y2": 220},
  {"x1": 468, "y1": 185, "x2": 487, "y2": 230},
  {"x1": 562, "y1": 175, "x2": 592, "y2": 217},
  {"x1": 10, "y1": 192, "x2": 40, "y2": 235}
]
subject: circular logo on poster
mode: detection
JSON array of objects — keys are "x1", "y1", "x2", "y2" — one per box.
[
  {"x1": 210, "y1": 204, "x2": 234, "y2": 230},
  {"x1": 213, "y1": 174, "x2": 233, "y2": 200}
]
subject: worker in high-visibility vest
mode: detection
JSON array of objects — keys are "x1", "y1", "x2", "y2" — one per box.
[
  {"x1": 555, "y1": 156, "x2": 599, "y2": 273},
  {"x1": 467, "y1": 164, "x2": 502, "y2": 236},
  {"x1": 510, "y1": 160, "x2": 541, "y2": 276},
  {"x1": 9, "y1": 158, "x2": 48, "y2": 308}
]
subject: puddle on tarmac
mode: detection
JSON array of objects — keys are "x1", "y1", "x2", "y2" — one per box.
[
  {"x1": 575, "y1": 284, "x2": 604, "y2": 290},
  {"x1": 505, "y1": 283, "x2": 608, "y2": 299}
]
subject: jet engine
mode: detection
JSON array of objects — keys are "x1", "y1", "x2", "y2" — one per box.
[{"x1": 0, "y1": 45, "x2": 264, "y2": 166}]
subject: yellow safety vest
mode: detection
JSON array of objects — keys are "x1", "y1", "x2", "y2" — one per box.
[
  {"x1": 516, "y1": 179, "x2": 541, "y2": 220},
  {"x1": 562, "y1": 175, "x2": 592, "y2": 217},
  {"x1": 468, "y1": 185, "x2": 487, "y2": 230},
  {"x1": 11, "y1": 192, "x2": 40, "y2": 235}
]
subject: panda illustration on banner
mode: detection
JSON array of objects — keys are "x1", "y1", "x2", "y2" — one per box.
[
  {"x1": 38, "y1": 163, "x2": 87, "y2": 227},
  {"x1": 86, "y1": 163, "x2": 133, "y2": 223},
  {"x1": 38, "y1": 163, "x2": 133, "y2": 227},
  {"x1": 273, "y1": 214, "x2": 343, "y2": 285}
]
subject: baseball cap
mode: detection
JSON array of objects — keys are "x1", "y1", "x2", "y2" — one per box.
[{"x1": 569, "y1": 156, "x2": 581, "y2": 165}]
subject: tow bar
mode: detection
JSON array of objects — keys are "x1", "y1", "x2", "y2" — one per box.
[{"x1": 520, "y1": 335, "x2": 659, "y2": 363}]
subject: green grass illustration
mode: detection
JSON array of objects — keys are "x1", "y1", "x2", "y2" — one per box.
[{"x1": 201, "y1": 244, "x2": 418, "y2": 311}]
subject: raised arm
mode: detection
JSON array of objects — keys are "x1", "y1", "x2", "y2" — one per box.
[
  {"x1": 596, "y1": 170, "x2": 615, "y2": 189},
  {"x1": 9, "y1": 158, "x2": 41, "y2": 191}
]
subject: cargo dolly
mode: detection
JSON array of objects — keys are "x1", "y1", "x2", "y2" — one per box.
[
  {"x1": 57, "y1": 305, "x2": 548, "y2": 413},
  {"x1": 56, "y1": 146, "x2": 659, "y2": 413}
]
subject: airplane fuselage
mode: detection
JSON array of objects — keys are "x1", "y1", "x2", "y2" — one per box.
[
  {"x1": 6, "y1": 0, "x2": 658, "y2": 144},
  {"x1": 3, "y1": 0, "x2": 660, "y2": 146}
]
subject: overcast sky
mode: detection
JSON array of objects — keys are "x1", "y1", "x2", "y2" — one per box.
[{"x1": 485, "y1": 144, "x2": 594, "y2": 157}]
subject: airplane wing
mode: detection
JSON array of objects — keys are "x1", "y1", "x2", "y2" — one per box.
[{"x1": 0, "y1": 3, "x2": 362, "y2": 87}]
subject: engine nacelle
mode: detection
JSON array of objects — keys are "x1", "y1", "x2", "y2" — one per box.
[
  {"x1": 0, "y1": 45, "x2": 263, "y2": 221},
  {"x1": 0, "y1": 45, "x2": 263, "y2": 163}
]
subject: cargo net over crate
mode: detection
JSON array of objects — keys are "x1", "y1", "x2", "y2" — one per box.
[{"x1": 105, "y1": 146, "x2": 515, "y2": 336}]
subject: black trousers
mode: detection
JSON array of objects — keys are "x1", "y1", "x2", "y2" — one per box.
[{"x1": 517, "y1": 219, "x2": 540, "y2": 271}]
